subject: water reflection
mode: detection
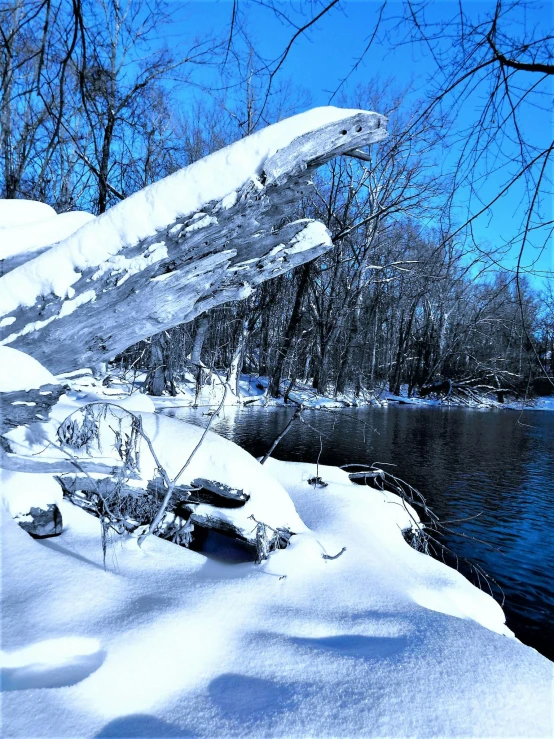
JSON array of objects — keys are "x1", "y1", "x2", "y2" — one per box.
[{"x1": 161, "y1": 404, "x2": 554, "y2": 662}]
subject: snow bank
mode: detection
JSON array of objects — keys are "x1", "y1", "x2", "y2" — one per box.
[
  {"x1": 1, "y1": 470, "x2": 63, "y2": 517},
  {"x1": 3, "y1": 384, "x2": 304, "y2": 537},
  {"x1": 0, "y1": 346, "x2": 58, "y2": 391},
  {"x1": 1, "y1": 363, "x2": 551, "y2": 736},
  {"x1": 0, "y1": 107, "x2": 365, "y2": 316},
  {"x1": 0, "y1": 199, "x2": 56, "y2": 229},
  {"x1": 1, "y1": 455, "x2": 551, "y2": 738},
  {"x1": 0, "y1": 211, "x2": 94, "y2": 260}
]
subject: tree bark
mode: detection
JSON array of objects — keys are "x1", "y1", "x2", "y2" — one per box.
[
  {"x1": 268, "y1": 263, "x2": 311, "y2": 397},
  {"x1": 190, "y1": 315, "x2": 210, "y2": 403},
  {"x1": 143, "y1": 333, "x2": 176, "y2": 396},
  {"x1": 0, "y1": 111, "x2": 387, "y2": 375},
  {"x1": 0, "y1": 383, "x2": 67, "y2": 437},
  {"x1": 228, "y1": 316, "x2": 249, "y2": 398}
]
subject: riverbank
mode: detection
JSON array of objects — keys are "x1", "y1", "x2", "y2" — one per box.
[
  {"x1": 166, "y1": 401, "x2": 554, "y2": 662},
  {"x1": 99, "y1": 366, "x2": 554, "y2": 412},
  {"x1": 2, "y1": 354, "x2": 553, "y2": 737},
  {"x1": 2, "y1": 374, "x2": 553, "y2": 737},
  {"x1": 4, "y1": 453, "x2": 552, "y2": 737}
]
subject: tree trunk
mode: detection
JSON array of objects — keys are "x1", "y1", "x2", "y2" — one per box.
[
  {"x1": 268, "y1": 263, "x2": 311, "y2": 397},
  {"x1": 0, "y1": 110, "x2": 387, "y2": 374},
  {"x1": 258, "y1": 307, "x2": 270, "y2": 377},
  {"x1": 335, "y1": 295, "x2": 364, "y2": 395},
  {"x1": 228, "y1": 316, "x2": 249, "y2": 398},
  {"x1": 191, "y1": 315, "x2": 210, "y2": 404},
  {"x1": 144, "y1": 333, "x2": 176, "y2": 396},
  {"x1": 97, "y1": 112, "x2": 116, "y2": 214}
]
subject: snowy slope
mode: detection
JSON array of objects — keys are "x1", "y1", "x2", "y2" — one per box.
[
  {"x1": 0, "y1": 346, "x2": 58, "y2": 391},
  {"x1": 1, "y1": 352, "x2": 552, "y2": 737},
  {"x1": 1, "y1": 457, "x2": 552, "y2": 738},
  {"x1": 0, "y1": 199, "x2": 56, "y2": 228},
  {"x1": 3, "y1": 387, "x2": 304, "y2": 538}
]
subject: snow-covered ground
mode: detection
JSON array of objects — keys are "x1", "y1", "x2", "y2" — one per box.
[
  {"x1": 1, "y1": 350, "x2": 553, "y2": 737},
  {"x1": 97, "y1": 367, "x2": 554, "y2": 413},
  {"x1": 2, "y1": 459, "x2": 552, "y2": 737}
]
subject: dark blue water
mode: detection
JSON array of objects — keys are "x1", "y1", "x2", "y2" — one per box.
[{"x1": 161, "y1": 404, "x2": 554, "y2": 662}]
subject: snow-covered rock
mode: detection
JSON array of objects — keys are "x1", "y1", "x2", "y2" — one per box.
[
  {"x1": 0, "y1": 346, "x2": 58, "y2": 392},
  {"x1": 1, "y1": 470, "x2": 63, "y2": 517},
  {"x1": 0, "y1": 199, "x2": 56, "y2": 229},
  {"x1": 15, "y1": 503, "x2": 63, "y2": 538}
]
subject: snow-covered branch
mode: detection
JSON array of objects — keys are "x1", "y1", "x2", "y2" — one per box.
[{"x1": 0, "y1": 107, "x2": 386, "y2": 374}]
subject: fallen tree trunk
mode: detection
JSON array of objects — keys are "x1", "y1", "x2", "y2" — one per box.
[
  {"x1": 0, "y1": 109, "x2": 386, "y2": 374},
  {"x1": 56, "y1": 474, "x2": 249, "y2": 510},
  {"x1": 0, "y1": 383, "x2": 66, "y2": 436}
]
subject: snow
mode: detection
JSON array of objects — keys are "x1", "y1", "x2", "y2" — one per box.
[
  {"x1": 141, "y1": 372, "x2": 554, "y2": 413},
  {"x1": 1, "y1": 452, "x2": 552, "y2": 737},
  {"x1": 0, "y1": 199, "x2": 56, "y2": 229},
  {"x1": 528, "y1": 396, "x2": 554, "y2": 411},
  {"x1": 283, "y1": 221, "x2": 329, "y2": 255},
  {"x1": 0, "y1": 107, "x2": 365, "y2": 317},
  {"x1": 0, "y1": 210, "x2": 94, "y2": 260},
  {"x1": 4, "y1": 399, "x2": 304, "y2": 539},
  {"x1": 91, "y1": 240, "x2": 168, "y2": 285},
  {"x1": 0, "y1": 346, "x2": 58, "y2": 391},
  {"x1": 184, "y1": 213, "x2": 218, "y2": 232},
  {"x1": 1, "y1": 352, "x2": 552, "y2": 735},
  {"x1": 1, "y1": 470, "x2": 63, "y2": 517},
  {"x1": 58, "y1": 289, "x2": 97, "y2": 318}
]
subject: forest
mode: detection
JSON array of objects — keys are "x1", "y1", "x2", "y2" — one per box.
[{"x1": 2, "y1": 0, "x2": 552, "y2": 404}]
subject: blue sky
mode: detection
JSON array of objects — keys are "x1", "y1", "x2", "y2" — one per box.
[{"x1": 171, "y1": 1, "x2": 553, "y2": 286}]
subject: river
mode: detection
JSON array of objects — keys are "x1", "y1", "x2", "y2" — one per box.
[{"x1": 160, "y1": 404, "x2": 554, "y2": 662}]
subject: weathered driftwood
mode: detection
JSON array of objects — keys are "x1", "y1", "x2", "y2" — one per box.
[
  {"x1": 55, "y1": 472, "x2": 239, "y2": 520},
  {"x1": 0, "y1": 112, "x2": 386, "y2": 374},
  {"x1": 1, "y1": 244, "x2": 51, "y2": 277},
  {"x1": 147, "y1": 476, "x2": 249, "y2": 508},
  {"x1": 0, "y1": 383, "x2": 66, "y2": 436},
  {"x1": 190, "y1": 478, "x2": 249, "y2": 505}
]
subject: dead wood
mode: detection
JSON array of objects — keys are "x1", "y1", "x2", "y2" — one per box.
[
  {"x1": 0, "y1": 383, "x2": 66, "y2": 436},
  {"x1": 0, "y1": 112, "x2": 387, "y2": 374},
  {"x1": 260, "y1": 406, "x2": 303, "y2": 464}
]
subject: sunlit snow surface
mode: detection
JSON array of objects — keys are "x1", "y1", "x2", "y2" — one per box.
[
  {"x1": 1, "y1": 379, "x2": 552, "y2": 737},
  {"x1": 0, "y1": 200, "x2": 56, "y2": 229},
  {"x1": 0, "y1": 210, "x2": 94, "y2": 260},
  {"x1": 1, "y1": 637, "x2": 105, "y2": 691},
  {"x1": 0, "y1": 346, "x2": 58, "y2": 391}
]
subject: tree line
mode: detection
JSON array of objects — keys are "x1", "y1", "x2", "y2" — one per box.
[{"x1": 119, "y1": 206, "x2": 552, "y2": 402}]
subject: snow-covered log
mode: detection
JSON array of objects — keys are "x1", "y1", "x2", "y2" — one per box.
[
  {"x1": 0, "y1": 108, "x2": 386, "y2": 374},
  {"x1": 55, "y1": 473, "x2": 250, "y2": 509}
]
